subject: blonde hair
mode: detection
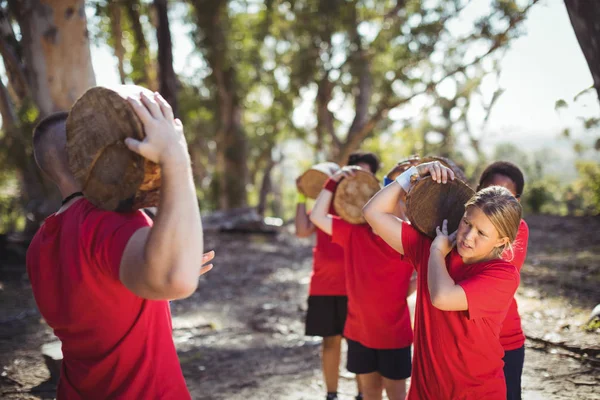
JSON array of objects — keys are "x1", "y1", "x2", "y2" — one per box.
[{"x1": 465, "y1": 186, "x2": 522, "y2": 258}]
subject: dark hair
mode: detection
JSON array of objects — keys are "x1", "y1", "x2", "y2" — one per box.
[
  {"x1": 347, "y1": 151, "x2": 380, "y2": 174},
  {"x1": 32, "y1": 112, "x2": 69, "y2": 147},
  {"x1": 477, "y1": 161, "x2": 525, "y2": 198},
  {"x1": 32, "y1": 112, "x2": 70, "y2": 181}
]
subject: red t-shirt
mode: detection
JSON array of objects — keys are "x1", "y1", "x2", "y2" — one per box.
[
  {"x1": 402, "y1": 222, "x2": 519, "y2": 400},
  {"x1": 332, "y1": 217, "x2": 413, "y2": 349},
  {"x1": 26, "y1": 199, "x2": 190, "y2": 400},
  {"x1": 308, "y1": 191, "x2": 345, "y2": 296},
  {"x1": 500, "y1": 219, "x2": 529, "y2": 350}
]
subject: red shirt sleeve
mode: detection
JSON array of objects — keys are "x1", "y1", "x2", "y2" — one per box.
[
  {"x1": 331, "y1": 216, "x2": 352, "y2": 247},
  {"x1": 459, "y1": 261, "x2": 520, "y2": 321},
  {"x1": 401, "y1": 221, "x2": 431, "y2": 271},
  {"x1": 503, "y1": 219, "x2": 529, "y2": 271},
  {"x1": 86, "y1": 210, "x2": 153, "y2": 280}
]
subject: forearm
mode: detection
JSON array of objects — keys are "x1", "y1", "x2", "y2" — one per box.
[
  {"x1": 309, "y1": 188, "x2": 333, "y2": 235},
  {"x1": 295, "y1": 203, "x2": 314, "y2": 237},
  {"x1": 145, "y1": 158, "x2": 203, "y2": 296}
]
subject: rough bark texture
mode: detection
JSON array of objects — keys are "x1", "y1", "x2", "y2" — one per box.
[
  {"x1": 11, "y1": 0, "x2": 96, "y2": 115},
  {"x1": 154, "y1": 0, "x2": 178, "y2": 116},
  {"x1": 564, "y1": 0, "x2": 600, "y2": 102}
]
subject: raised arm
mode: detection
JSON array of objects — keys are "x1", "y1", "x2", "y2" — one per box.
[
  {"x1": 119, "y1": 92, "x2": 207, "y2": 300},
  {"x1": 294, "y1": 178, "x2": 316, "y2": 238},
  {"x1": 364, "y1": 161, "x2": 455, "y2": 254},
  {"x1": 309, "y1": 166, "x2": 359, "y2": 235}
]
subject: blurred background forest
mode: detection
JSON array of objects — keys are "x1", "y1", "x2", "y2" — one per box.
[{"x1": 0, "y1": 0, "x2": 598, "y2": 237}]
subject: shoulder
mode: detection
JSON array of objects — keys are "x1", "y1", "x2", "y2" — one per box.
[
  {"x1": 481, "y1": 259, "x2": 519, "y2": 280},
  {"x1": 518, "y1": 219, "x2": 529, "y2": 236},
  {"x1": 81, "y1": 201, "x2": 152, "y2": 234}
]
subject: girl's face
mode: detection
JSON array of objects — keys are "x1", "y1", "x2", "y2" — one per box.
[
  {"x1": 456, "y1": 206, "x2": 508, "y2": 264},
  {"x1": 484, "y1": 174, "x2": 518, "y2": 199}
]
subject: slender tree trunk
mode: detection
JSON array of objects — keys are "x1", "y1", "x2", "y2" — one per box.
[
  {"x1": 257, "y1": 158, "x2": 275, "y2": 216},
  {"x1": 191, "y1": 0, "x2": 248, "y2": 209},
  {"x1": 108, "y1": 0, "x2": 127, "y2": 84},
  {"x1": 123, "y1": 0, "x2": 152, "y2": 88},
  {"x1": 154, "y1": 0, "x2": 178, "y2": 115},
  {"x1": 564, "y1": 0, "x2": 600, "y2": 102}
]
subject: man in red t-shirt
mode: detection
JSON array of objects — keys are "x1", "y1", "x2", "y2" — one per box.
[
  {"x1": 295, "y1": 152, "x2": 379, "y2": 400},
  {"x1": 27, "y1": 92, "x2": 212, "y2": 399},
  {"x1": 309, "y1": 166, "x2": 415, "y2": 400},
  {"x1": 478, "y1": 161, "x2": 530, "y2": 400}
]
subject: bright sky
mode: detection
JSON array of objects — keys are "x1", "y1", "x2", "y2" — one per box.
[{"x1": 91, "y1": 0, "x2": 598, "y2": 179}]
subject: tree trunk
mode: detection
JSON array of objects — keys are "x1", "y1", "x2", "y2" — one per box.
[
  {"x1": 565, "y1": 0, "x2": 600, "y2": 102},
  {"x1": 123, "y1": 0, "x2": 152, "y2": 88},
  {"x1": 257, "y1": 157, "x2": 275, "y2": 216},
  {"x1": 12, "y1": 0, "x2": 96, "y2": 115},
  {"x1": 154, "y1": 0, "x2": 178, "y2": 115},
  {"x1": 108, "y1": 0, "x2": 126, "y2": 84},
  {"x1": 191, "y1": 0, "x2": 248, "y2": 210}
]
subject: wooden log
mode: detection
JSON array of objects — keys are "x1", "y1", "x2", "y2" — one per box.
[
  {"x1": 406, "y1": 177, "x2": 475, "y2": 238},
  {"x1": 297, "y1": 162, "x2": 340, "y2": 199},
  {"x1": 66, "y1": 85, "x2": 161, "y2": 212},
  {"x1": 333, "y1": 169, "x2": 381, "y2": 224}
]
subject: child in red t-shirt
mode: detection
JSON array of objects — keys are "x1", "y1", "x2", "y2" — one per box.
[
  {"x1": 363, "y1": 161, "x2": 522, "y2": 400},
  {"x1": 310, "y1": 166, "x2": 415, "y2": 400},
  {"x1": 477, "y1": 161, "x2": 530, "y2": 400},
  {"x1": 296, "y1": 152, "x2": 380, "y2": 400}
]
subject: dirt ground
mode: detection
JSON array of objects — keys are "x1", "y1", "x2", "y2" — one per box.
[{"x1": 0, "y1": 214, "x2": 599, "y2": 400}]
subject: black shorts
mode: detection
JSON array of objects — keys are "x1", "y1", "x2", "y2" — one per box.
[
  {"x1": 503, "y1": 346, "x2": 525, "y2": 400},
  {"x1": 305, "y1": 295, "x2": 348, "y2": 337},
  {"x1": 346, "y1": 339, "x2": 412, "y2": 380}
]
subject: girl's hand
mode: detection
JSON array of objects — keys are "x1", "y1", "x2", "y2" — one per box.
[
  {"x1": 416, "y1": 161, "x2": 455, "y2": 183},
  {"x1": 431, "y1": 219, "x2": 457, "y2": 257},
  {"x1": 331, "y1": 165, "x2": 362, "y2": 182}
]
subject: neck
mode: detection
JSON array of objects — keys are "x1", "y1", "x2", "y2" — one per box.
[
  {"x1": 461, "y1": 251, "x2": 499, "y2": 265},
  {"x1": 56, "y1": 180, "x2": 83, "y2": 214}
]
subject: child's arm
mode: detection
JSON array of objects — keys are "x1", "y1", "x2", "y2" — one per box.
[
  {"x1": 428, "y1": 219, "x2": 468, "y2": 311},
  {"x1": 309, "y1": 167, "x2": 359, "y2": 235},
  {"x1": 295, "y1": 181, "x2": 316, "y2": 238},
  {"x1": 364, "y1": 161, "x2": 455, "y2": 254}
]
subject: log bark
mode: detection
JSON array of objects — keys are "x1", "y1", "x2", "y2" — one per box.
[{"x1": 564, "y1": 0, "x2": 600, "y2": 102}]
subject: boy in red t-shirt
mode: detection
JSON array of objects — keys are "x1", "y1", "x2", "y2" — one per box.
[
  {"x1": 477, "y1": 161, "x2": 530, "y2": 400},
  {"x1": 309, "y1": 166, "x2": 415, "y2": 400},
  {"x1": 296, "y1": 152, "x2": 379, "y2": 400},
  {"x1": 364, "y1": 161, "x2": 522, "y2": 400},
  {"x1": 27, "y1": 92, "x2": 212, "y2": 399}
]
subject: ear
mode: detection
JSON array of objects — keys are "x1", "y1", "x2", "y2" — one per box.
[{"x1": 494, "y1": 236, "x2": 509, "y2": 249}]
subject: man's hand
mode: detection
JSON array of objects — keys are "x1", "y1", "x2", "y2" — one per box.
[
  {"x1": 200, "y1": 251, "x2": 215, "y2": 276},
  {"x1": 125, "y1": 92, "x2": 189, "y2": 166},
  {"x1": 416, "y1": 161, "x2": 455, "y2": 183},
  {"x1": 431, "y1": 219, "x2": 457, "y2": 257}
]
